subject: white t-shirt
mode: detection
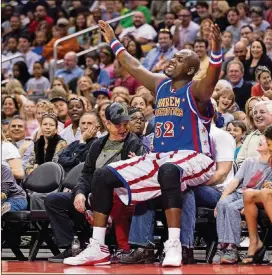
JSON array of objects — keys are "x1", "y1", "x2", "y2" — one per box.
[
  {"x1": 119, "y1": 23, "x2": 157, "y2": 41},
  {"x1": 60, "y1": 125, "x2": 81, "y2": 145},
  {"x1": 26, "y1": 76, "x2": 51, "y2": 96},
  {"x1": 210, "y1": 125, "x2": 236, "y2": 192},
  {"x1": 2, "y1": 141, "x2": 21, "y2": 162}
]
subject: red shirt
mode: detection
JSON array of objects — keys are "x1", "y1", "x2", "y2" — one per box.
[
  {"x1": 29, "y1": 16, "x2": 54, "y2": 33},
  {"x1": 114, "y1": 75, "x2": 142, "y2": 95},
  {"x1": 251, "y1": 83, "x2": 263, "y2": 97}
]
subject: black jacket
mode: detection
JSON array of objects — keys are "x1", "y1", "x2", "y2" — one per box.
[
  {"x1": 58, "y1": 138, "x2": 97, "y2": 174},
  {"x1": 233, "y1": 80, "x2": 252, "y2": 112},
  {"x1": 72, "y1": 132, "x2": 145, "y2": 198}
]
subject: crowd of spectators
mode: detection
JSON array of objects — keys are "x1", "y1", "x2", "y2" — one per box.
[{"x1": 1, "y1": 0, "x2": 272, "y2": 266}]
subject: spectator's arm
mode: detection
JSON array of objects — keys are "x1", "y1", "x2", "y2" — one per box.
[
  {"x1": 218, "y1": 178, "x2": 240, "y2": 201},
  {"x1": 19, "y1": 141, "x2": 34, "y2": 170},
  {"x1": 25, "y1": 148, "x2": 36, "y2": 175},
  {"x1": 42, "y1": 39, "x2": 55, "y2": 60},
  {"x1": 52, "y1": 140, "x2": 67, "y2": 163},
  {"x1": 236, "y1": 136, "x2": 250, "y2": 166},
  {"x1": 205, "y1": 161, "x2": 233, "y2": 186},
  {"x1": 173, "y1": 25, "x2": 180, "y2": 48},
  {"x1": 7, "y1": 159, "x2": 25, "y2": 180}
]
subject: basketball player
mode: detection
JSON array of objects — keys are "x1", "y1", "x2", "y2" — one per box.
[{"x1": 64, "y1": 20, "x2": 222, "y2": 267}]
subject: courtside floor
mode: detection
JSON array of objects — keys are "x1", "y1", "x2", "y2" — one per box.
[{"x1": 2, "y1": 261, "x2": 272, "y2": 274}]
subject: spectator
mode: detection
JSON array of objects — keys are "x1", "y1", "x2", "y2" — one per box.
[
  {"x1": 8, "y1": 115, "x2": 35, "y2": 170},
  {"x1": 5, "y1": 79, "x2": 28, "y2": 106},
  {"x1": 193, "y1": 39, "x2": 209, "y2": 80},
  {"x1": 237, "y1": 2, "x2": 252, "y2": 25},
  {"x1": 96, "y1": 100, "x2": 111, "y2": 137},
  {"x1": 45, "y1": 102, "x2": 145, "y2": 263},
  {"x1": 193, "y1": 1, "x2": 210, "y2": 25},
  {"x1": 51, "y1": 77, "x2": 70, "y2": 94},
  {"x1": 99, "y1": 46, "x2": 116, "y2": 80},
  {"x1": 222, "y1": 31, "x2": 233, "y2": 58},
  {"x1": 113, "y1": 60, "x2": 141, "y2": 95},
  {"x1": 198, "y1": 18, "x2": 213, "y2": 45},
  {"x1": 264, "y1": 31, "x2": 272, "y2": 60},
  {"x1": 2, "y1": 15, "x2": 24, "y2": 45},
  {"x1": 171, "y1": 8, "x2": 200, "y2": 50},
  {"x1": 58, "y1": 112, "x2": 100, "y2": 174},
  {"x1": 237, "y1": 101, "x2": 272, "y2": 165},
  {"x1": 226, "y1": 60, "x2": 252, "y2": 111},
  {"x1": 142, "y1": 29, "x2": 178, "y2": 73},
  {"x1": 213, "y1": 134, "x2": 272, "y2": 264},
  {"x1": 12, "y1": 61, "x2": 31, "y2": 88},
  {"x1": 23, "y1": 100, "x2": 39, "y2": 137},
  {"x1": 119, "y1": 12, "x2": 157, "y2": 45},
  {"x1": 47, "y1": 0, "x2": 68, "y2": 24},
  {"x1": 60, "y1": 98, "x2": 85, "y2": 145},
  {"x1": 76, "y1": 76, "x2": 95, "y2": 106},
  {"x1": 111, "y1": 92, "x2": 130, "y2": 106},
  {"x1": 1, "y1": 163, "x2": 28, "y2": 214},
  {"x1": 29, "y1": 4, "x2": 54, "y2": 33},
  {"x1": 210, "y1": 0, "x2": 230, "y2": 32},
  {"x1": 101, "y1": 0, "x2": 119, "y2": 23},
  {"x1": 226, "y1": 120, "x2": 247, "y2": 160},
  {"x1": 251, "y1": 66, "x2": 272, "y2": 97},
  {"x1": 55, "y1": 52, "x2": 84, "y2": 85},
  {"x1": 26, "y1": 61, "x2": 51, "y2": 101},
  {"x1": 250, "y1": 6, "x2": 270, "y2": 32},
  {"x1": 18, "y1": 34, "x2": 41, "y2": 75},
  {"x1": 125, "y1": 38, "x2": 144, "y2": 60},
  {"x1": 1, "y1": 4, "x2": 15, "y2": 34},
  {"x1": 221, "y1": 41, "x2": 247, "y2": 79},
  {"x1": 265, "y1": 0, "x2": 272, "y2": 24},
  {"x1": 2, "y1": 95, "x2": 20, "y2": 122},
  {"x1": 232, "y1": 111, "x2": 248, "y2": 126},
  {"x1": 22, "y1": 0, "x2": 49, "y2": 15},
  {"x1": 84, "y1": 52, "x2": 111, "y2": 87},
  {"x1": 93, "y1": 88, "x2": 111, "y2": 106},
  {"x1": 1, "y1": 131, "x2": 24, "y2": 180},
  {"x1": 42, "y1": 18, "x2": 80, "y2": 61},
  {"x1": 26, "y1": 113, "x2": 67, "y2": 176},
  {"x1": 50, "y1": 97, "x2": 69, "y2": 126},
  {"x1": 245, "y1": 96, "x2": 263, "y2": 132},
  {"x1": 225, "y1": 7, "x2": 246, "y2": 44},
  {"x1": 68, "y1": 13, "x2": 90, "y2": 50},
  {"x1": 240, "y1": 25, "x2": 254, "y2": 46},
  {"x1": 68, "y1": 0, "x2": 89, "y2": 19},
  {"x1": 157, "y1": 12, "x2": 176, "y2": 32},
  {"x1": 32, "y1": 30, "x2": 48, "y2": 56}
]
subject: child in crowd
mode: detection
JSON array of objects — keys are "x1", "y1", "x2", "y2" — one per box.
[
  {"x1": 32, "y1": 30, "x2": 47, "y2": 57},
  {"x1": 232, "y1": 111, "x2": 248, "y2": 127},
  {"x1": 26, "y1": 61, "x2": 51, "y2": 101},
  {"x1": 23, "y1": 100, "x2": 39, "y2": 137},
  {"x1": 226, "y1": 120, "x2": 247, "y2": 160},
  {"x1": 222, "y1": 31, "x2": 233, "y2": 58}
]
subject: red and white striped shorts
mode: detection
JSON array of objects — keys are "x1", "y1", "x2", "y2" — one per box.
[{"x1": 107, "y1": 150, "x2": 215, "y2": 205}]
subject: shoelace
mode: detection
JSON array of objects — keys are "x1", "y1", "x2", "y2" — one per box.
[
  {"x1": 75, "y1": 240, "x2": 97, "y2": 259},
  {"x1": 163, "y1": 240, "x2": 179, "y2": 253}
]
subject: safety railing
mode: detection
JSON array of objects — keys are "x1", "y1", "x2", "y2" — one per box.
[
  {"x1": 52, "y1": 11, "x2": 136, "y2": 73},
  {"x1": 1, "y1": 53, "x2": 24, "y2": 64}
]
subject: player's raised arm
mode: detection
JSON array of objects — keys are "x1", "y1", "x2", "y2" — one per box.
[
  {"x1": 191, "y1": 24, "x2": 222, "y2": 101},
  {"x1": 98, "y1": 20, "x2": 165, "y2": 96}
]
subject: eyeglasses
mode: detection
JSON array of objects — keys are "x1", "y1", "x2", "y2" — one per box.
[
  {"x1": 178, "y1": 14, "x2": 190, "y2": 18},
  {"x1": 130, "y1": 116, "x2": 146, "y2": 123}
]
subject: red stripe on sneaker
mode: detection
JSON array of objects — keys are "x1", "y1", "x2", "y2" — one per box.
[{"x1": 79, "y1": 255, "x2": 111, "y2": 266}]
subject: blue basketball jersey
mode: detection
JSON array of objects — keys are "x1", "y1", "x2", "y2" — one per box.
[{"x1": 153, "y1": 79, "x2": 213, "y2": 155}]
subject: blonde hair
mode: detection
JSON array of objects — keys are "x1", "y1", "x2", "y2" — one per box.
[
  {"x1": 216, "y1": 87, "x2": 235, "y2": 105},
  {"x1": 49, "y1": 86, "x2": 68, "y2": 100},
  {"x1": 6, "y1": 79, "x2": 24, "y2": 94},
  {"x1": 35, "y1": 100, "x2": 58, "y2": 115},
  {"x1": 111, "y1": 92, "x2": 130, "y2": 105},
  {"x1": 245, "y1": 96, "x2": 263, "y2": 130},
  {"x1": 216, "y1": 0, "x2": 230, "y2": 15},
  {"x1": 112, "y1": 86, "x2": 130, "y2": 96},
  {"x1": 76, "y1": 76, "x2": 93, "y2": 96},
  {"x1": 200, "y1": 18, "x2": 213, "y2": 39},
  {"x1": 51, "y1": 77, "x2": 70, "y2": 93},
  {"x1": 232, "y1": 111, "x2": 246, "y2": 120}
]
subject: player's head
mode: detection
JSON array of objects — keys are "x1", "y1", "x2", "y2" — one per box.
[{"x1": 164, "y1": 49, "x2": 200, "y2": 80}]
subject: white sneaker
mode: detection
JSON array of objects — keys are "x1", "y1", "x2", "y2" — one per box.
[
  {"x1": 63, "y1": 238, "x2": 111, "y2": 266},
  {"x1": 162, "y1": 239, "x2": 182, "y2": 267}
]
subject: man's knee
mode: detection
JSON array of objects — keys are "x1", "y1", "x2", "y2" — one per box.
[
  {"x1": 158, "y1": 163, "x2": 181, "y2": 190},
  {"x1": 243, "y1": 189, "x2": 257, "y2": 204},
  {"x1": 44, "y1": 192, "x2": 71, "y2": 210}
]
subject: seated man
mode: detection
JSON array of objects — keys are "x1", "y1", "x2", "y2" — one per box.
[
  {"x1": 8, "y1": 115, "x2": 34, "y2": 171},
  {"x1": 58, "y1": 112, "x2": 100, "y2": 174},
  {"x1": 45, "y1": 103, "x2": 145, "y2": 263},
  {"x1": 62, "y1": 21, "x2": 222, "y2": 267}
]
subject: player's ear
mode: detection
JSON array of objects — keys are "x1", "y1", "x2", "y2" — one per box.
[{"x1": 187, "y1": 67, "x2": 195, "y2": 76}]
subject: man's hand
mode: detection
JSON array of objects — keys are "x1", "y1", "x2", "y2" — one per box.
[
  {"x1": 74, "y1": 193, "x2": 86, "y2": 213},
  {"x1": 98, "y1": 20, "x2": 116, "y2": 44},
  {"x1": 210, "y1": 24, "x2": 221, "y2": 52},
  {"x1": 80, "y1": 125, "x2": 97, "y2": 142},
  {"x1": 214, "y1": 207, "x2": 217, "y2": 218},
  {"x1": 174, "y1": 19, "x2": 182, "y2": 28}
]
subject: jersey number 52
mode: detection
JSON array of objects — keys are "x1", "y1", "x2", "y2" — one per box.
[{"x1": 155, "y1": 121, "x2": 174, "y2": 138}]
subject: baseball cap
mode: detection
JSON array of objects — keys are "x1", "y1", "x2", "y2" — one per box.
[
  {"x1": 57, "y1": 18, "x2": 69, "y2": 27},
  {"x1": 50, "y1": 97, "x2": 68, "y2": 104},
  {"x1": 105, "y1": 102, "x2": 130, "y2": 125},
  {"x1": 93, "y1": 88, "x2": 111, "y2": 99}
]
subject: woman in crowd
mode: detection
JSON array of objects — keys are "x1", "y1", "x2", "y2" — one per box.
[
  {"x1": 251, "y1": 66, "x2": 272, "y2": 97},
  {"x1": 60, "y1": 98, "x2": 86, "y2": 145},
  {"x1": 99, "y1": 46, "x2": 115, "y2": 79},
  {"x1": 213, "y1": 135, "x2": 272, "y2": 264},
  {"x1": 2, "y1": 95, "x2": 20, "y2": 122},
  {"x1": 25, "y1": 113, "x2": 67, "y2": 176},
  {"x1": 237, "y1": 2, "x2": 252, "y2": 25},
  {"x1": 198, "y1": 18, "x2": 213, "y2": 46},
  {"x1": 12, "y1": 61, "x2": 31, "y2": 88},
  {"x1": 51, "y1": 77, "x2": 70, "y2": 94},
  {"x1": 245, "y1": 96, "x2": 263, "y2": 132},
  {"x1": 210, "y1": 0, "x2": 230, "y2": 32},
  {"x1": 1, "y1": 131, "x2": 24, "y2": 180},
  {"x1": 244, "y1": 39, "x2": 272, "y2": 82},
  {"x1": 96, "y1": 100, "x2": 111, "y2": 137},
  {"x1": 23, "y1": 100, "x2": 39, "y2": 137},
  {"x1": 125, "y1": 38, "x2": 144, "y2": 61},
  {"x1": 112, "y1": 92, "x2": 130, "y2": 106},
  {"x1": 76, "y1": 76, "x2": 95, "y2": 107},
  {"x1": 32, "y1": 30, "x2": 48, "y2": 56},
  {"x1": 242, "y1": 125, "x2": 272, "y2": 265},
  {"x1": 226, "y1": 120, "x2": 247, "y2": 160},
  {"x1": 68, "y1": 13, "x2": 90, "y2": 50}
]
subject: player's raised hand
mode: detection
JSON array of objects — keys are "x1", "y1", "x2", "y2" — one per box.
[
  {"x1": 98, "y1": 20, "x2": 116, "y2": 44},
  {"x1": 210, "y1": 24, "x2": 221, "y2": 51}
]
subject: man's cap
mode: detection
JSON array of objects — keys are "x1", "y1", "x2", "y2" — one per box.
[
  {"x1": 105, "y1": 102, "x2": 130, "y2": 125},
  {"x1": 57, "y1": 18, "x2": 69, "y2": 27},
  {"x1": 50, "y1": 97, "x2": 68, "y2": 104},
  {"x1": 93, "y1": 88, "x2": 111, "y2": 99}
]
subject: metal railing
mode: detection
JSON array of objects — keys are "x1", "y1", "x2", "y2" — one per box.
[
  {"x1": 52, "y1": 11, "x2": 135, "y2": 73},
  {"x1": 1, "y1": 53, "x2": 24, "y2": 64}
]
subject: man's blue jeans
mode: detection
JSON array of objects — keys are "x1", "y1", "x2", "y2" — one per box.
[{"x1": 129, "y1": 186, "x2": 221, "y2": 247}]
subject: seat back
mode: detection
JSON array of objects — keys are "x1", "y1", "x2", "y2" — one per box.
[
  {"x1": 61, "y1": 162, "x2": 85, "y2": 190},
  {"x1": 23, "y1": 162, "x2": 64, "y2": 193}
]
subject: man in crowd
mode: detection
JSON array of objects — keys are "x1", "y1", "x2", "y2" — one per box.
[
  {"x1": 55, "y1": 52, "x2": 84, "y2": 85},
  {"x1": 226, "y1": 60, "x2": 252, "y2": 111},
  {"x1": 193, "y1": 1, "x2": 210, "y2": 25},
  {"x1": 193, "y1": 39, "x2": 209, "y2": 80},
  {"x1": 29, "y1": 4, "x2": 53, "y2": 33},
  {"x1": 142, "y1": 29, "x2": 178, "y2": 73},
  {"x1": 2, "y1": 15, "x2": 24, "y2": 45}
]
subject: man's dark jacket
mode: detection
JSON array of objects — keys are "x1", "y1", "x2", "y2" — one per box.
[{"x1": 72, "y1": 132, "x2": 146, "y2": 198}]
